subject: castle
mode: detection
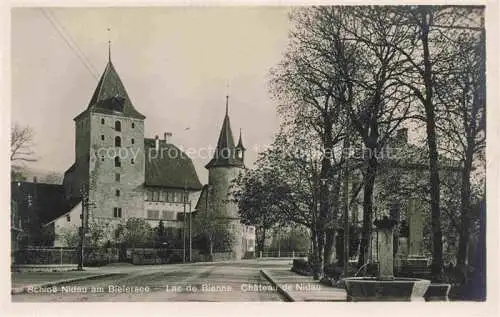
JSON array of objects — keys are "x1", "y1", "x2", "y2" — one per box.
[{"x1": 12, "y1": 54, "x2": 255, "y2": 260}]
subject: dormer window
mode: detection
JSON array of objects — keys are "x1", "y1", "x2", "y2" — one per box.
[{"x1": 115, "y1": 121, "x2": 121, "y2": 132}]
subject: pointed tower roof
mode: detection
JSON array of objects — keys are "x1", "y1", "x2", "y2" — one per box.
[
  {"x1": 236, "y1": 129, "x2": 246, "y2": 151},
  {"x1": 216, "y1": 96, "x2": 235, "y2": 151},
  {"x1": 205, "y1": 96, "x2": 244, "y2": 169},
  {"x1": 75, "y1": 58, "x2": 145, "y2": 120}
]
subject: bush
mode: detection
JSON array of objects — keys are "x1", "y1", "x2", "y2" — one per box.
[{"x1": 291, "y1": 259, "x2": 312, "y2": 275}]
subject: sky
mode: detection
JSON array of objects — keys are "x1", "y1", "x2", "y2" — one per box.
[{"x1": 11, "y1": 7, "x2": 292, "y2": 183}]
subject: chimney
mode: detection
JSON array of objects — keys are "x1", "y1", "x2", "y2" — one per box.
[
  {"x1": 396, "y1": 128, "x2": 408, "y2": 144},
  {"x1": 164, "y1": 132, "x2": 173, "y2": 144},
  {"x1": 155, "y1": 135, "x2": 159, "y2": 151}
]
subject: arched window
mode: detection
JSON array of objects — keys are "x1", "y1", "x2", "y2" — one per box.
[
  {"x1": 115, "y1": 136, "x2": 121, "y2": 147},
  {"x1": 132, "y1": 122, "x2": 135, "y2": 129},
  {"x1": 131, "y1": 138, "x2": 135, "y2": 145},
  {"x1": 114, "y1": 156, "x2": 121, "y2": 168},
  {"x1": 101, "y1": 118, "x2": 105, "y2": 125},
  {"x1": 115, "y1": 121, "x2": 121, "y2": 132},
  {"x1": 131, "y1": 158, "x2": 135, "y2": 165}
]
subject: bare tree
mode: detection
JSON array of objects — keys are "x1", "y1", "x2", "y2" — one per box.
[
  {"x1": 384, "y1": 5, "x2": 483, "y2": 279},
  {"x1": 11, "y1": 123, "x2": 37, "y2": 163},
  {"x1": 434, "y1": 21, "x2": 485, "y2": 273}
]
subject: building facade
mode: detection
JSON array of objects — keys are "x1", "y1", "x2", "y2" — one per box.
[
  {"x1": 59, "y1": 56, "x2": 202, "y2": 242},
  {"x1": 12, "y1": 54, "x2": 254, "y2": 260}
]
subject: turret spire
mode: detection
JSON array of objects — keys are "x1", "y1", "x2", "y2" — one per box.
[
  {"x1": 225, "y1": 95, "x2": 229, "y2": 116},
  {"x1": 107, "y1": 28, "x2": 111, "y2": 62},
  {"x1": 237, "y1": 128, "x2": 246, "y2": 151}
]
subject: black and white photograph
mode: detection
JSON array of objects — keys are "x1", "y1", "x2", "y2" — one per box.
[{"x1": 6, "y1": 3, "x2": 494, "y2": 308}]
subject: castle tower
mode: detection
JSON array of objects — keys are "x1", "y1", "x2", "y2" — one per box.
[
  {"x1": 205, "y1": 96, "x2": 246, "y2": 260},
  {"x1": 71, "y1": 51, "x2": 146, "y2": 222}
]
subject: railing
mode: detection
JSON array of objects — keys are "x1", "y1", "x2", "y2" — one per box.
[
  {"x1": 257, "y1": 251, "x2": 309, "y2": 258},
  {"x1": 13, "y1": 247, "x2": 119, "y2": 266},
  {"x1": 13, "y1": 247, "x2": 80, "y2": 265}
]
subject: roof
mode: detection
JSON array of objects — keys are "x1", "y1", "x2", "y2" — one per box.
[
  {"x1": 75, "y1": 61, "x2": 145, "y2": 120},
  {"x1": 205, "y1": 98, "x2": 245, "y2": 169},
  {"x1": 236, "y1": 129, "x2": 246, "y2": 151},
  {"x1": 11, "y1": 181, "x2": 80, "y2": 225},
  {"x1": 194, "y1": 184, "x2": 209, "y2": 211},
  {"x1": 144, "y1": 138, "x2": 203, "y2": 190}
]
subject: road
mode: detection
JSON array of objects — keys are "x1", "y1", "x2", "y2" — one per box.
[{"x1": 12, "y1": 259, "x2": 289, "y2": 302}]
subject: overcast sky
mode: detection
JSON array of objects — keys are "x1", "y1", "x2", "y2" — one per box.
[{"x1": 11, "y1": 7, "x2": 291, "y2": 183}]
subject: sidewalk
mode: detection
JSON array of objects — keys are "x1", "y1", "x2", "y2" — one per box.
[
  {"x1": 11, "y1": 271, "x2": 117, "y2": 295},
  {"x1": 260, "y1": 268, "x2": 347, "y2": 302}
]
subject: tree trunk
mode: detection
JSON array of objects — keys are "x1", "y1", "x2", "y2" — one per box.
[
  {"x1": 255, "y1": 227, "x2": 266, "y2": 253},
  {"x1": 358, "y1": 155, "x2": 377, "y2": 267},
  {"x1": 420, "y1": 9, "x2": 443, "y2": 280},
  {"x1": 457, "y1": 143, "x2": 474, "y2": 268},
  {"x1": 324, "y1": 229, "x2": 336, "y2": 264},
  {"x1": 209, "y1": 237, "x2": 214, "y2": 260},
  {"x1": 311, "y1": 229, "x2": 321, "y2": 280}
]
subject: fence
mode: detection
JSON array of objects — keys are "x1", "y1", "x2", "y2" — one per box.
[
  {"x1": 12, "y1": 247, "x2": 119, "y2": 266},
  {"x1": 257, "y1": 251, "x2": 308, "y2": 258},
  {"x1": 13, "y1": 248, "x2": 79, "y2": 265}
]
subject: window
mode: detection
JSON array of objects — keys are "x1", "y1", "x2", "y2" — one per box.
[
  {"x1": 152, "y1": 191, "x2": 160, "y2": 202},
  {"x1": 167, "y1": 192, "x2": 174, "y2": 202},
  {"x1": 159, "y1": 191, "x2": 166, "y2": 202},
  {"x1": 66, "y1": 215, "x2": 71, "y2": 222},
  {"x1": 113, "y1": 207, "x2": 122, "y2": 218},
  {"x1": 114, "y1": 156, "x2": 121, "y2": 167},
  {"x1": 101, "y1": 118, "x2": 105, "y2": 124},
  {"x1": 115, "y1": 121, "x2": 121, "y2": 131},
  {"x1": 116, "y1": 189, "x2": 120, "y2": 197},
  {"x1": 115, "y1": 136, "x2": 121, "y2": 147},
  {"x1": 147, "y1": 191, "x2": 153, "y2": 201},
  {"x1": 101, "y1": 135, "x2": 105, "y2": 141},
  {"x1": 174, "y1": 192, "x2": 182, "y2": 203},
  {"x1": 101, "y1": 155, "x2": 105, "y2": 162},
  {"x1": 132, "y1": 122, "x2": 135, "y2": 129},
  {"x1": 162, "y1": 210, "x2": 176, "y2": 220},
  {"x1": 131, "y1": 158, "x2": 135, "y2": 165},
  {"x1": 147, "y1": 210, "x2": 160, "y2": 219},
  {"x1": 115, "y1": 173, "x2": 120, "y2": 182},
  {"x1": 131, "y1": 138, "x2": 135, "y2": 145}
]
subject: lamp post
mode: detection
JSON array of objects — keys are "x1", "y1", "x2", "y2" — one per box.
[
  {"x1": 188, "y1": 201, "x2": 192, "y2": 262},
  {"x1": 183, "y1": 184, "x2": 187, "y2": 264},
  {"x1": 343, "y1": 111, "x2": 351, "y2": 278},
  {"x1": 78, "y1": 185, "x2": 88, "y2": 271}
]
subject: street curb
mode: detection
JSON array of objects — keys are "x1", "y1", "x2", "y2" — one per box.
[
  {"x1": 11, "y1": 273, "x2": 118, "y2": 295},
  {"x1": 259, "y1": 269, "x2": 295, "y2": 302}
]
